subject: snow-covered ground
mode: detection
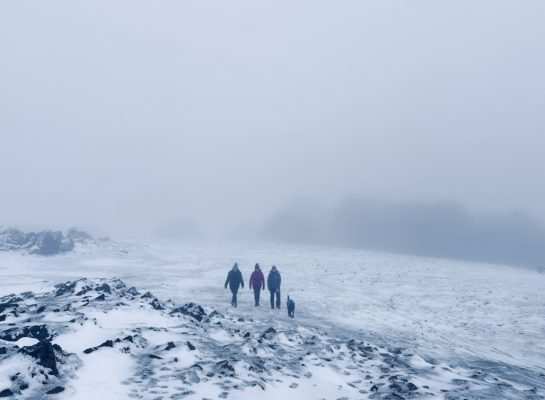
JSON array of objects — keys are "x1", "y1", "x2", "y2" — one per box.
[{"x1": 1, "y1": 240, "x2": 544, "y2": 399}]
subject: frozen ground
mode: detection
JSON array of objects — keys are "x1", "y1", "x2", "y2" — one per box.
[{"x1": 1, "y1": 240, "x2": 544, "y2": 399}]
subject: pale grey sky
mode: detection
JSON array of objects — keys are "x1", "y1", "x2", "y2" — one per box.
[{"x1": 1, "y1": 1, "x2": 544, "y2": 237}]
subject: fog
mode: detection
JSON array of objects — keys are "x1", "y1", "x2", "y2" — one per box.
[
  {"x1": 262, "y1": 198, "x2": 545, "y2": 266},
  {"x1": 1, "y1": 1, "x2": 544, "y2": 264}
]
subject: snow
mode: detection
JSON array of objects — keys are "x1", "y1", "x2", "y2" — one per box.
[
  {"x1": 12, "y1": 337, "x2": 39, "y2": 348},
  {"x1": 54, "y1": 321, "x2": 113, "y2": 354},
  {"x1": 59, "y1": 347, "x2": 134, "y2": 400},
  {"x1": 1, "y1": 239, "x2": 544, "y2": 398}
]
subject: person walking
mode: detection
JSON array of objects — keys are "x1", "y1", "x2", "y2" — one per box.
[
  {"x1": 249, "y1": 263, "x2": 265, "y2": 306},
  {"x1": 224, "y1": 263, "x2": 244, "y2": 307},
  {"x1": 267, "y1": 265, "x2": 281, "y2": 309}
]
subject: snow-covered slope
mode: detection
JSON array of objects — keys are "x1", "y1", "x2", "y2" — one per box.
[{"x1": 1, "y1": 240, "x2": 544, "y2": 399}]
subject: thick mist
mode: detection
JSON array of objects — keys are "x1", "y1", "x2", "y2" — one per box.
[
  {"x1": 1, "y1": 1, "x2": 544, "y2": 264},
  {"x1": 262, "y1": 198, "x2": 545, "y2": 267}
]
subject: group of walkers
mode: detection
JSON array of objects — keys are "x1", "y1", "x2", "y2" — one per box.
[{"x1": 224, "y1": 263, "x2": 282, "y2": 309}]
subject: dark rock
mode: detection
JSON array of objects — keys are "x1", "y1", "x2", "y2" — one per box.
[
  {"x1": 385, "y1": 394, "x2": 405, "y2": 400},
  {"x1": 141, "y1": 291, "x2": 153, "y2": 299},
  {"x1": 165, "y1": 342, "x2": 176, "y2": 351},
  {"x1": 389, "y1": 383, "x2": 402, "y2": 391},
  {"x1": 148, "y1": 354, "x2": 162, "y2": 359},
  {"x1": 110, "y1": 279, "x2": 126, "y2": 290},
  {"x1": 127, "y1": 287, "x2": 140, "y2": 296},
  {"x1": 208, "y1": 310, "x2": 223, "y2": 319},
  {"x1": 0, "y1": 389, "x2": 13, "y2": 398},
  {"x1": 0, "y1": 315, "x2": 5, "y2": 322},
  {"x1": 94, "y1": 294, "x2": 106, "y2": 301},
  {"x1": 99, "y1": 340, "x2": 114, "y2": 348},
  {"x1": 19, "y1": 383, "x2": 28, "y2": 390},
  {"x1": 0, "y1": 347, "x2": 6, "y2": 355},
  {"x1": 46, "y1": 386, "x2": 65, "y2": 394},
  {"x1": 243, "y1": 332, "x2": 251, "y2": 338},
  {"x1": 0, "y1": 226, "x2": 29, "y2": 250},
  {"x1": 0, "y1": 325, "x2": 50, "y2": 341},
  {"x1": 371, "y1": 384, "x2": 379, "y2": 392},
  {"x1": 170, "y1": 303, "x2": 207, "y2": 322},
  {"x1": 7, "y1": 296, "x2": 23, "y2": 304},
  {"x1": 36, "y1": 306, "x2": 46, "y2": 314},
  {"x1": 30, "y1": 230, "x2": 73, "y2": 255},
  {"x1": 0, "y1": 303, "x2": 17, "y2": 313},
  {"x1": 187, "y1": 341, "x2": 196, "y2": 351},
  {"x1": 261, "y1": 327, "x2": 277, "y2": 340},
  {"x1": 75, "y1": 286, "x2": 92, "y2": 296},
  {"x1": 19, "y1": 341, "x2": 60, "y2": 376},
  {"x1": 96, "y1": 283, "x2": 111, "y2": 294},
  {"x1": 150, "y1": 298, "x2": 164, "y2": 310},
  {"x1": 216, "y1": 360, "x2": 235, "y2": 377},
  {"x1": 55, "y1": 281, "x2": 77, "y2": 297},
  {"x1": 407, "y1": 382, "x2": 418, "y2": 391},
  {"x1": 84, "y1": 339, "x2": 114, "y2": 354}
]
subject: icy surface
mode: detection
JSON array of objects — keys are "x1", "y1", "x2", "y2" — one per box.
[{"x1": 1, "y1": 240, "x2": 544, "y2": 399}]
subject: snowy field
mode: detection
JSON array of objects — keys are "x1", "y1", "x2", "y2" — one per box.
[{"x1": 1, "y1": 240, "x2": 544, "y2": 399}]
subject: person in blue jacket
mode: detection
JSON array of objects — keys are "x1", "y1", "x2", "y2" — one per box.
[
  {"x1": 267, "y1": 265, "x2": 281, "y2": 309},
  {"x1": 225, "y1": 263, "x2": 244, "y2": 307}
]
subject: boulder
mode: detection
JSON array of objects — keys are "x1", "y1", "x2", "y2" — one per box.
[
  {"x1": 46, "y1": 386, "x2": 65, "y2": 394},
  {"x1": 216, "y1": 360, "x2": 235, "y2": 377},
  {"x1": 19, "y1": 341, "x2": 61, "y2": 376},
  {"x1": 150, "y1": 298, "x2": 164, "y2": 310},
  {"x1": 261, "y1": 327, "x2": 277, "y2": 340},
  {"x1": 0, "y1": 227, "x2": 81, "y2": 255},
  {"x1": 0, "y1": 325, "x2": 50, "y2": 342},
  {"x1": 170, "y1": 303, "x2": 207, "y2": 322},
  {"x1": 29, "y1": 231, "x2": 74, "y2": 255}
]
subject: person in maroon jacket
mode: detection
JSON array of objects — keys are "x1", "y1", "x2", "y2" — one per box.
[{"x1": 249, "y1": 263, "x2": 265, "y2": 306}]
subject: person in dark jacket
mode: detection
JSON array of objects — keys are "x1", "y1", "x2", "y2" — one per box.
[
  {"x1": 267, "y1": 265, "x2": 281, "y2": 309},
  {"x1": 249, "y1": 263, "x2": 265, "y2": 306},
  {"x1": 225, "y1": 263, "x2": 244, "y2": 307}
]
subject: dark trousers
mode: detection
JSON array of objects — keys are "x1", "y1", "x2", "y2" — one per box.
[
  {"x1": 253, "y1": 288, "x2": 262, "y2": 306},
  {"x1": 269, "y1": 289, "x2": 280, "y2": 309},
  {"x1": 230, "y1": 288, "x2": 239, "y2": 307}
]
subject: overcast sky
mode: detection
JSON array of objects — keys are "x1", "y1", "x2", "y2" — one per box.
[{"x1": 1, "y1": 1, "x2": 544, "y2": 237}]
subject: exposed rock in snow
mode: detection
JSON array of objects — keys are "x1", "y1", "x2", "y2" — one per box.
[
  {"x1": 0, "y1": 227, "x2": 73, "y2": 255},
  {"x1": 170, "y1": 302, "x2": 208, "y2": 322},
  {"x1": 18, "y1": 341, "x2": 61, "y2": 376},
  {"x1": 0, "y1": 278, "x2": 543, "y2": 399},
  {"x1": 0, "y1": 226, "x2": 98, "y2": 255}
]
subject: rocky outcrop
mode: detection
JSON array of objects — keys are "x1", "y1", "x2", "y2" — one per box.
[
  {"x1": 0, "y1": 279, "x2": 541, "y2": 399},
  {"x1": 0, "y1": 226, "x2": 93, "y2": 255}
]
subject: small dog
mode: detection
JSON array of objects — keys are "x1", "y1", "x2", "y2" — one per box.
[{"x1": 287, "y1": 296, "x2": 295, "y2": 318}]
